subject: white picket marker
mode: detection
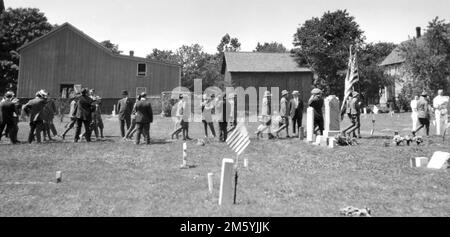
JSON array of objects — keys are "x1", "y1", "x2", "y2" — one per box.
[
  {"x1": 244, "y1": 158, "x2": 248, "y2": 169},
  {"x1": 56, "y1": 171, "x2": 62, "y2": 183},
  {"x1": 208, "y1": 173, "x2": 213, "y2": 194},
  {"x1": 112, "y1": 105, "x2": 117, "y2": 116},
  {"x1": 219, "y1": 158, "x2": 234, "y2": 206}
]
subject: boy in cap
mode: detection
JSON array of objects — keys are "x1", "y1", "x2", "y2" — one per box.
[
  {"x1": 308, "y1": 88, "x2": 324, "y2": 136},
  {"x1": 341, "y1": 92, "x2": 362, "y2": 138},
  {"x1": 275, "y1": 90, "x2": 290, "y2": 138},
  {"x1": 61, "y1": 93, "x2": 79, "y2": 140}
]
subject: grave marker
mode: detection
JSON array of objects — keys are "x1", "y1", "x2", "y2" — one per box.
[
  {"x1": 56, "y1": 171, "x2": 62, "y2": 183},
  {"x1": 219, "y1": 158, "x2": 234, "y2": 205},
  {"x1": 324, "y1": 96, "x2": 340, "y2": 138},
  {"x1": 328, "y1": 137, "x2": 337, "y2": 148},
  {"x1": 307, "y1": 107, "x2": 314, "y2": 142},
  {"x1": 208, "y1": 173, "x2": 213, "y2": 194},
  {"x1": 427, "y1": 151, "x2": 450, "y2": 169},
  {"x1": 410, "y1": 157, "x2": 429, "y2": 168}
]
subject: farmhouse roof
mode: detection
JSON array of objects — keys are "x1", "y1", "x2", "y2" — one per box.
[
  {"x1": 222, "y1": 52, "x2": 312, "y2": 73},
  {"x1": 17, "y1": 22, "x2": 181, "y2": 67}
]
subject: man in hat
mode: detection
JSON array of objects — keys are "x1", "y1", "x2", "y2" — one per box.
[
  {"x1": 134, "y1": 92, "x2": 153, "y2": 145},
  {"x1": 413, "y1": 92, "x2": 432, "y2": 136},
  {"x1": 290, "y1": 90, "x2": 304, "y2": 135},
  {"x1": 74, "y1": 88, "x2": 94, "y2": 142},
  {"x1": 171, "y1": 94, "x2": 184, "y2": 140},
  {"x1": 0, "y1": 91, "x2": 20, "y2": 144},
  {"x1": 342, "y1": 92, "x2": 362, "y2": 138},
  {"x1": 275, "y1": 90, "x2": 290, "y2": 138},
  {"x1": 433, "y1": 89, "x2": 449, "y2": 135},
  {"x1": 23, "y1": 90, "x2": 48, "y2": 143},
  {"x1": 89, "y1": 89, "x2": 104, "y2": 139},
  {"x1": 308, "y1": 88, "x2": 324, "y2": 136},
  {"x1": 117, "y1": 90, "x2": 133, "y2": 138}
]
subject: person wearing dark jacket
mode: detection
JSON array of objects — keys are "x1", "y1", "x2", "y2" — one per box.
[
  {"x1": 0, "y1": 91, "x2": 20, "y2": 144},
  {"x1": 117, "y1": 90, "x2": 133, "y2": 138},
  {"x1": 134, "y1": 92, "x2": 153, "y2": 145},
  {"x1": 341, "y1": 92, "x2": 362, "y2": 138},
  {"x1": 23, "y1": 90, "x2": 48, "y2": 143},
  {"x1": 308, "y1": 88, "x2": 324, "y2": 136},
  {"x1": 74, "y1": 88, "x2": 94, "y2": 142},
  {"x1": 216, "y1": 94, "x2": 231, "y2": 142},
  {"x1": 290, "y1": 91, "x2": 304, "y2": 135}
]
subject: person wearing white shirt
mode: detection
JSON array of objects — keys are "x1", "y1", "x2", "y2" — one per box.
[
  {"x1": 433, "y1": 89, "x2": 449, "y2": 135},
  {"x1": 410, "y1": 95, "x2": 419, "y2": 131}
]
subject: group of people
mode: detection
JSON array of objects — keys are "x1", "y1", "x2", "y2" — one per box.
[{"x1": 410, "y1": 89, "x2": 449, "y2": 137}]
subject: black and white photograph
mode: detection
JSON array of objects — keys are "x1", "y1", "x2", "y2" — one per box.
[{"x1": 1, "y1": 0, "x2": 450, "y2": 225}]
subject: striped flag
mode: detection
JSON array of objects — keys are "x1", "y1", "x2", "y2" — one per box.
[
  {"x1": 341, "y1": 46, "x2": 359, "y2": 119},
  {"x1": 226, "y1": 124, "x2": 250, "y2": 156}
]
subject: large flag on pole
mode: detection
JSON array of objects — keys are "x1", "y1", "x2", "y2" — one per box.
[
  {"x1": 226, "y1": 123, "x2": 250, "y2": 156},
  {"x1": 340, "y1": 45, "x2": 360, "y2": 119}
]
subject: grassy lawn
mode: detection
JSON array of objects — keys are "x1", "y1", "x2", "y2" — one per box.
[{"x1": 0, "y1": 112, "x2": 449, "y2": 217}]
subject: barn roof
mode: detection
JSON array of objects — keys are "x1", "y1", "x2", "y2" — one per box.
[
  {"x1": 380, "y1": 24, "x2": 450, "y2": 67},
  {"x1": 17, "y1": 22, "x2": 181, "y2": 67},
  {"x1": 222, "y1": 52, "x2": 312, "y2": 73}
]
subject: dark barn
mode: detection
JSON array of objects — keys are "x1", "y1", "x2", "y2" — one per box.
[
  {"x1": 17, "y1": 23, "x2": 181, "y2": 114},
  {"x1": 221, "y1": 52, "x2": 313, "y2": 110}
]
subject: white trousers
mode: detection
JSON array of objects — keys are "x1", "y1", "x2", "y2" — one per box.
[
  {"x1": 435, "y1": 111, "x2": 449, "y2": 135},
  {"x1": 411, "y1": 112, "x2": 418, "y2": 131}
]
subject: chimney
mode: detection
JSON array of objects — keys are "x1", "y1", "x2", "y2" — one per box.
[
  {"x1": 129, "y1": 51, "x2": 134, "y2": 57},
  {"x1": 416, "y1": 27, "x2": 421, "y2": 38}
]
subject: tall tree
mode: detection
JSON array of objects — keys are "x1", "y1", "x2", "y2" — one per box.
[
  {"x1": 254, "y1": 42, "x2": 288, "y2": 53},
  {"x1": 399, "y1": 17, "x2": 450, "y2": 96},
  {"x1": 147, "y1": 48, "x2": 180, "y2": 65},
  {"x1": 0, "y1": 8, "x2": 54, "y2": 94},
  {"x1": 217, "y1": 34, "x2": 241, "y2": 53},
  {"x1": 1, "y1": 0, "x2": 5, "y2": 13},
  {"x1": 100, "y1": 40, "x2": 122, "y2": 54},
  {"x1": 293, "y1": 10, "x2": 365, "y2": 98}
]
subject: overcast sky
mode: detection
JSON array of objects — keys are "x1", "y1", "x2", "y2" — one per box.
[{"x1": 6, "y1": 0, "x2": 450, "y2": 57}]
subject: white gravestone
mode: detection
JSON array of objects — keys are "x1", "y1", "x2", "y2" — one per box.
[
  {"x1": 307, "y1": 107, "x2": 314, "y2": 142},
  {"x1": 324, "y1": 96, "x2": 340, "y2": 138},
  {"x1": 410, "y1": 157, "x2": 429, "y2": 168},
  {"x1": 427, "y1": 151, "x2": 450, "y2": 169},
  {"x1": 219, "y1": 158, "x2": 235, "y2": 205},
  {"x1": 315, "y1": 135, "x2": 322, "y2": 146},
  {"x1": 328, "y1": 137, "x2": 336, "y2": 148},
  {"x1": 208, "y1": 173, "x2": 213, "y2": 194}
]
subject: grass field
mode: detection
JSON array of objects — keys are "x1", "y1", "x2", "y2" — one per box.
[{"x1": 1, "y1": 112, "x2": 450, "y2": 217}]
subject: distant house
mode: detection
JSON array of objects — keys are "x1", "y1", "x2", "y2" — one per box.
[
  {"x1": 221, "y1": 52, "x2": 313, "y2": 108},
  {"x1": 17, "y1": 23, "x2": 181, "y2": 113}
]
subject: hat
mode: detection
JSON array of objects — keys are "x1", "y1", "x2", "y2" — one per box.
[
  {"x1": 81, "y1": 88, "x2": 88, "y2": 95},
  {"x1": 5, "y1": 91, "x2": 15, "y2": 98},
  {"x1": 179, "y1": 94, "x2": 184, "y2": 99},
  {"x1": 264, "y1": 91, "x2": 272, "y2": 97},
  {"x1": 122, "y1": 90, "x2": 129, "y2": 96},
  {"x1": 281, "y1": 90, "x2": 289, "y2": 96},
  {"x1": 352, "y1": 92, "x2": 359, "y2": 97},
  {"x1": 421, "y1": 91, "x2": 428, "y2": 96},
  {"x1": 311, "y1": 88, "x2": 322, "y2": 95},
  {"x1": 292, "y1": 91, "x2": 299, "y2": 95},
  {"x1": 140, "y1": 92, "x2": 147, "y2": 97}
]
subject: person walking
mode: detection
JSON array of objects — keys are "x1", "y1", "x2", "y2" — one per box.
[
  {"x1": 290, "y1": 91, "x2": 304, "y2": 135},
  {"x1": 342, "y1": 92, "x2": 362, "y2": 138},
  {"x1": 215, "y1": 94, "x2": 231, "y2": 142},
  {"x1": 62, "y1": 93, "x2": 79, "y2": 140},
  {"x1": 74, "y1": 88, "x2": 94, "y2": 142},
  {"x1": 410, "y1": 95, "x2": 419, "y2": 131},
  {"x1": 117, "y1": 90, "x2": 133, "y2": 138},
  {"x1": 201, "y1": 94, "x2": 216, "y2": 138},
  {"x1": 413, "y1": 92, "x2": 432, "y2": 137},
  {"x1": 134, "y1": 92, "x2": 153, "y2": 145},
  {"x1": 433, "y1": 89, "x2": 449, "y2": 135},
  {"x1": 22, "y1": 90, "x2": 48, "y2": 143},
  {"x1": 256, "y1": 91, "x2": 275, "y2": 139},
  {"x1": 0, "y1": 91, "x2": 20, "y2": 144},
  {"x1": 308, "y1": 88, "x2": 324, "y2": 136},
  {"x1": 275, "y1": 90, "x2": 290, "y2": 138}
]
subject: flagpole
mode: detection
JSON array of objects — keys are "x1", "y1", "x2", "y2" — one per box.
[{"x1": 233, "y1": 154, "x2": 239, "y2": 205}]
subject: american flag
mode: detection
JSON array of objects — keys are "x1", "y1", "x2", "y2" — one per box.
[
  {"x1": 226, "y1": 124, "x2": 250, "y2": 156},
  {"x1": 341, "y1": 46, "x2": 360, "y2": 118}
]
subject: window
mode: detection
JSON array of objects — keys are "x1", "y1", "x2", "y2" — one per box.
[{"x1": 137, "y1": 63, "x2": 147, "y2": 77}]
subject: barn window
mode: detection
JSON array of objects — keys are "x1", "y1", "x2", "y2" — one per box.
[{"x1": 137, "y1": 63, "x2": 147, "y2": 77}]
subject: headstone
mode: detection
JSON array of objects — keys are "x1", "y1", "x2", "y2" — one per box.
[
  {"x1": 427, "y1": 151, "x2": 450, "y2": 169},
  {"x1": 244, "y1": 159, "x2": 248, "y2": 169},
  {"x1": 298, "y1": 127, "x2": 305, "y2": 140},
  {"x1": 328, "y1": 137, "x2": 336, "y2": 148},
  {"x1": 410, "y1": 157, "x2": 429, "y2": 168},
  {"x1": 180, "y1": 143, "x2": 188, "y2": 169},
  {"x1": 208, "y1": 173, "x2": 213, "y2": 194},
  {"x1": 112, "y1": 105, "x2": 117, "y2": 116},
  {"x1": 219, "y1": 158, "x2": 235, "y2": 205},
  {"x1": 324, "y1": 96, "x2": 341, "y2": 138},
  {"x1": 320, "y1": 136, "x2": 328, "y2": 147},
  {"x1": 56, "y1": 171, "x2": 62, "y2": 183},
  {"x1": 306, "y1": 107, "x2": 314, "y2": 142}
]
